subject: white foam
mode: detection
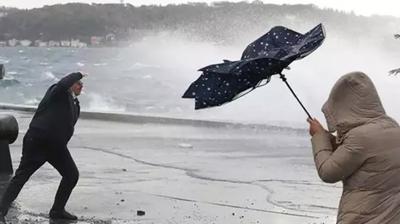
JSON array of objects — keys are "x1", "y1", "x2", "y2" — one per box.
[
  {"x1": 86, "y1": 93, "x2": 126, "y2": 113},
  {"x1": 42, "y1": 71, "x2": 59, "y2": 81},
  {"x1": 0, "y1": 58, "x2": 9, "y2": 64},
  {"x1": 93, "y1": 63, "x2": 108, "y2": 66},
  {"x1": 7, "y1": 71, "x2": 18, "y2": 75},
  {"x1": 25, "y1": 98, "x2": 40, "y2": 105},
  {"x1": 178, "y1": 143, "x2": 193, "y2": 149},
  {"x1": 130, "y1": 62, "x2": 160, "y2": 70}
]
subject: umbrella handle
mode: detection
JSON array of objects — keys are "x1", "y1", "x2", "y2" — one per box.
[{"x1": 279, "y1": 73, "x2": 312, "y2": 119}]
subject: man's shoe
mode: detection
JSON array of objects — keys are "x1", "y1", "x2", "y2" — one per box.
[{"x1": 49, "y1": 210, "x2": 77, "y2": 220}]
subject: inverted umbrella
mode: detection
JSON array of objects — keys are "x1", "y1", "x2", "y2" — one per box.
[{"x1": 182, "y1": 24, "x2": 325, "y2": 119}]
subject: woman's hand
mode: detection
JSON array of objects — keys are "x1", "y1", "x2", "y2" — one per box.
[{"x1": 307, "y1": 118, "x2": 326, "y2": 136}]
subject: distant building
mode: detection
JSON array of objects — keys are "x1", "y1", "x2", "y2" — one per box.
[
  {"x1": 105, "y1": 33, "x2": 116, "y2": 41},
  {"x1": 19, "y1": 40, "x2": 32, "y2": 47},
  {"x1": 90, "y1": 36, "x2": 103, "y2": 46},
  {"x1": 8, "y1": 39, "x2": 17, "y2": 47},
  {"x1": 70, "y1": 39, "x2": 79, "y2": 48},
  {"x1": 70, "y1": 39, "x2": 86, "y2": 48},
  {"x1": 60, "y1": 40, "x2": 71, "y2": 47},
  {"x1": 3, "y1": 37, "x2": 98, "y2": 48},
  {"x1": 34, "y1": 40, "x2": 48, "y2": 47},
  {"x1": 48, "y1": 41, "x2": 61, "y2": 47},
  {"x1": 78, "y1": 42, "x2": 88, "y2": 48}
]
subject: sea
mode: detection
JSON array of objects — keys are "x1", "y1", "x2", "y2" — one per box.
[{"x1": 1, "y1": 33, "x2": 400, "y2": 127}]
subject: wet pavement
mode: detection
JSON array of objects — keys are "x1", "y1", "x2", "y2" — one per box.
[{"x1": 0, "y1": 109, "x2": 340, "y2": 224}]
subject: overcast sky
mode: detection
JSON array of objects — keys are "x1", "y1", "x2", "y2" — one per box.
[{"x1": 0, "y1": 0, "x2": 399, "y2": 17}]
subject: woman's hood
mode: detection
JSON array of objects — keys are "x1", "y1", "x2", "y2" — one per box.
[{"x1": 322, "y1": 72, "x2": 385, "y2": 137}]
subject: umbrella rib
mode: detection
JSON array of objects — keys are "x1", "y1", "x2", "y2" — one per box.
[
  {"x1": 231, "y1": 86, "x2": 257, "y2": 101},
  {"x1": 279, "y1": 73, "x2": 312, "y2": 119},
  {"x1": 231, "y1": 78, "x2": 270, "y2": 101}
]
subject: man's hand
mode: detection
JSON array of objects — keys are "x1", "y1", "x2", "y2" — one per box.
[
  {"x1": 79, "y1": 71, "x2": 88, "y2": 78},
  {"x1": 307, "y1": 118, "x2": 326, "y2": 136}
]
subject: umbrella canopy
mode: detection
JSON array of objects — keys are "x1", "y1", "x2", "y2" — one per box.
[{"x1": 183, "y1": 24, "x2": 325, "y2": 110}]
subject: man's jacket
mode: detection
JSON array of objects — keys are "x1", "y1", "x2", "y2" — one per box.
[{"x1": 29, "y1": 72, "x2": 82, "y2": 145}]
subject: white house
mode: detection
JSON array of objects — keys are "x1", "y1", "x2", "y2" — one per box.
[
  {"x1": 90, "y1": 36, "x2": 103, "y2": 46},
  {"x1": 34, "y1": 40, "x2": 48, "y2": 47},
  {"x1": 19, "y1": 40, "x2": 32, "y2": 47},
  {"x1": 48, "y1": 40, "x2": 61, "y2": 47},
  {"x1": 8, "y1": 39, "x2": 17, "y2": 47},
  {"x1": 60, "y1": 40, "x2": 71, "y2": 47}
]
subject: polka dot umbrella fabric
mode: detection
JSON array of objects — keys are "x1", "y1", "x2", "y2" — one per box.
[{"x1": 183, "y1": 23, "x2": 325, "y2": 109}]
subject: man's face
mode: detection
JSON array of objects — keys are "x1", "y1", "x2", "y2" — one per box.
[{"x1": 70, "y1": 81, "x2": 83, "y2": 96}]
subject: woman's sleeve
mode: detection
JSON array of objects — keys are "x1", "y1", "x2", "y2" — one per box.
[{"x1": 311, "y1": 131, "x2": 365, "y2": 183}]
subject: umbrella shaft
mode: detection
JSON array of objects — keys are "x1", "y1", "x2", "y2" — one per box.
[{"x1": 279, "y1": 73, "x2": 312, "y2": 119}]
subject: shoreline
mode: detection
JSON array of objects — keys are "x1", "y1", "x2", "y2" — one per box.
[{"x1": 0, "y1": 103, "x2": 307, "y2": 133}]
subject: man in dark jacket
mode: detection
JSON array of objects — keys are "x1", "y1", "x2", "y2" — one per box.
[{"x1": 0, "y1": 72, "x2": 85, "y2": 222}]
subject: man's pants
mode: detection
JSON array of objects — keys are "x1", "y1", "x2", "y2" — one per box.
[{"x1": 0, "y1": 131, "x2": 79, "y2": 215}]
